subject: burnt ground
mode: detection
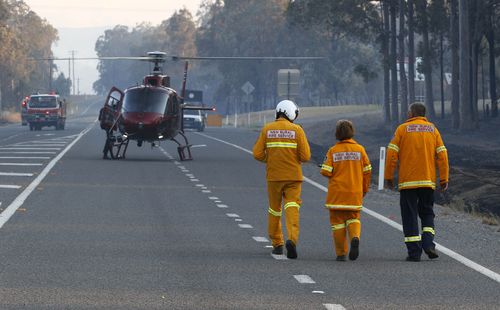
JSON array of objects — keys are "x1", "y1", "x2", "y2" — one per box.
[{"x1": 302, "y1": 110, "x2": 500, "y2": 218}]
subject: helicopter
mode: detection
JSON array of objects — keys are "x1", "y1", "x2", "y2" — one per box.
[{"x1": 98, "y1": 52, "x2": 215, "y2": 161}]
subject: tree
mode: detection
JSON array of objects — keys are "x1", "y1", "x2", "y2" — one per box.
[
  {"x1": 399, "y1": 0, "x2": 408, "y2": 120},
  {"x1": 450, "y1": 0, "x2": 460, "y2": 128},
  {"x1": 459, "y1": 0, "x2": 474, "y2": 130},
  {"x1": 485, "y1": 5, "x2": 497, "y2": 117},
  {"x1": 407, "y1": 0, "x2": 416, "y2": 105},
  {"x1": 415, "y1": 0, "x2": 436, "y2": 119},
  {"x1": 390, "y1": 0, "x2": 399, "y2": 125}
]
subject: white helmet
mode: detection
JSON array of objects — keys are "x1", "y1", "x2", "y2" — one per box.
[{"x1": 276, "y1": 100, "x2": 299, "y2": 121}]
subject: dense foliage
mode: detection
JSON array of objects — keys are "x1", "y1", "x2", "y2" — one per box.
[
  {"x1": 0, "y1": 0, "x2": 70, "y2": 110},
  {"x1": 91, "y1": 0, "x2": 500, "y2": 123}
]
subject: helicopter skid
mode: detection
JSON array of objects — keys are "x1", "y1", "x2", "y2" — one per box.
[{"x1": 104, "y1": 134, "x2": 130, "y2": 160}]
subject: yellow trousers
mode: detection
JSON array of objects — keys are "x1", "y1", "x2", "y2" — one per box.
[
  {"x1": 267, "y1": 181, "x2": 302, "y2": 247},
  {"x1": 329, "y1": 210, "x2": 361, "y2": 256}
]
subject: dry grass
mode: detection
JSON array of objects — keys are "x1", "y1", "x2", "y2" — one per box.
[
  {"x1": 223, "y1": 104, "x2": 381, "y2": 127},
  {"x1": 0, "y1": 111, "x2": 21, "y2": 123},
  {"x1": 445, "y1": 197, "x2": 499, "y2": 227}
]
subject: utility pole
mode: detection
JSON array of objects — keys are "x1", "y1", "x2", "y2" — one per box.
[{"x1": 69, "y1": 50, "x2": 77, "y2": 95}]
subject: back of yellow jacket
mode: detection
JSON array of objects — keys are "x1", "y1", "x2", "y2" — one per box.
[
  {"x1": 385, "y1": 116, "x2": 449, "y2": 190},
  {"x1": 320, "y1": 139, "x2": 371, "y2": 210},
  {"x1": 253, "y1": 118, "x2": 311, "y2": 181}
]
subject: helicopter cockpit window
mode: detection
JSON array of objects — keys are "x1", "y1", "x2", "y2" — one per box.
[
  {"x1": 28, "y1": 96, "x2": 58, "y2": 108},
  {"x1": 122, "y1": 88, "x2": 168, "y2": 114}
]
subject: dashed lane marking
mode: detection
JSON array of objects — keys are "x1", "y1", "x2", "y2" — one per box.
[
  {"x1": 271, "y1": 254, "x2": 287, "y2": 260},
  {"x1": 0, "y1": 172, "x2": 33, "y2": 177},
  {"x1": 0, "y1": 185, "x2": 21, "y2": 189},
  {"x1": 238, "y1": 224, "x2": 253, "y2": 229},
  {"x1": 202, "y1": 190, "x2": 212, "y2": 193},
  {"x1": 252, "y1": 237, "x2": 269, "y2": 242},
  {"x1": 209, "y1": 197, "x2": 219, "y2": 200},
  {"x1": 0, "y1": 163, "x2": 43, "y2": 166},
  {"x1": 0, "y1": 152, "x2": 56, "y2": 154},
  {"x1": 217, "y1": 204, "x2": 229, "y2": 208},
  {"x1": 312, "y1": 291, "x2": 325, "y2": 294},
  {"x1": 0, "y1": 148, "x2": 61, "y2": 150},
  {"x1": 195, "y1": 184, "x2": 205, "y2": 187},
  {"x1": 235, "y1": 219, "x2": 242, "y2": 222},
  {"x1": 0, "y1": 157, "x2": 50, "y2": 159},
  {"x1": 197, "y1": 132, "x2": 500, "y2": 284},
  {"x1": 190, "y1": 179, "x2": 200, "y2": 182},
  {"x1": 323, "y1": 304, "x2": 346, "y2": 310},
  {"x1": 0, "y1": 123, "x2": 94, "y2": 229},
  {"x1": 226, "y1": 213, "x2": 240, "y2": 218},
  {"x1": 294, "y1": 275, "x2": 316, "y2": 284}
]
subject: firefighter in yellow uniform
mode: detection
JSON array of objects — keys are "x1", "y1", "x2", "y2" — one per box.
[
  {"x1": 385, "y1": 102, "x2": 449, "y2": 261},
  {"x1": 253, "y1": 100, "x2": 311, "y2": 259},
  {"x1": 320, "y1": 120, "x2": 371, "y2": 261}
]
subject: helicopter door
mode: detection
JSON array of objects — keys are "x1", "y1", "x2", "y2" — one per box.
[{"x1": 99, "y1": 87, "x2": 124, "y2": 130}]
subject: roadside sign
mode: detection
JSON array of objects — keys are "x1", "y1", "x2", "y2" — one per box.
[
  {"x1": 278, "y1": 69, "x2": 300, "y2": 98},
  {"x1": 241, "y1": 82, "x2": 255, "y2": 95}
]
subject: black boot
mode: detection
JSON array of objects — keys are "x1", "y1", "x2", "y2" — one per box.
[
  {"x1": 286, "y1": 240, "x2": 297, "y2": 259},
  {"x1": 349, "y1": 237, "x2": 360, "y2": 261}
]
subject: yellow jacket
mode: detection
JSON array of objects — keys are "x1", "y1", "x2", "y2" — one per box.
[
  {"x1": 385, "y1": 116, "x2": 449, "y2": 190},
  {"x1": 320, "y1": 139, "x2": 371, "y2": 210},
  {"x1": 253, "y1": 118, "x2": 311, "y2": 181}
]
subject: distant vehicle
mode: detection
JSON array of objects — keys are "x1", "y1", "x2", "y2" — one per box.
[
  {"x1": 25, "y1": 93, "x2": 66, "y2": 131},
  {"x1": 183, "y1": 109, "x2": 206, "y2": 132},
  {"x1": 21, "y1": 96, "x2": 29, "y2": 126}
]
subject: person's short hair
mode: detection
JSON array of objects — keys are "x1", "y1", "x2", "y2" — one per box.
[
  {"x1": 409, "y1": 102, "x2": 426, "y2": 117},
  {"x1": 335, "y1": 119, "x2": 354, "y2": 141}
]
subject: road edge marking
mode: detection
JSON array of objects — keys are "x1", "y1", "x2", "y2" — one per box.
[
  {"x1": 196, "y1": 132, "x2": 500, "y2": 284},
  {"x1": 0, "y1": 123, "x2": 94, "y2": 229}
]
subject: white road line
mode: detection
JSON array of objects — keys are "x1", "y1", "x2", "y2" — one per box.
[
  {"x1": 271, "y1": 254, "x2": 287, "y2": 260},
  {"x1": 190, "y1": 179, "x2": 200, "y2": 182},
  {"x1": 235, "y1": 219, "x2": 242, "y2": 222},
  {"x1": 312, "y1": 291, "x2": 325, "y2": 294},
  {"x1": 0, "y1": 163, "x2": 43, "y2": 166},
  {"x1": 0, "y1": 172, "x2": 33, "y2": 177},
  {"x1": 197, "y1": 132, "x2": 500, "y2": 284},
  {"x1": 14, "y1": 144, "x2": 65, "y2": 147},
  {"x1": 294, "y1": 275, "x2": 316, "y2": 284},
  {"x1": 196, "y1": 184, "x2": 205, "y2": 187},
  {"x1": 323, "y1": 304, "x2": 346, "y2": 310},
  {"x1": 209, "y1": 197, "x2": 219, "y2": 200},
  {"x1": 217, "y1": 204, "x2": 229, "y2": 208},
  {"x1": 215, "y1": 200, "x2": 222, "y2": 203},
  {"x1": 226, "y1": 213, "x2": 240, "y2": 218},
  {"x1": 0, "y1": 147, "x2": 61, "y2": 150},
  {"x1": 0, "y1": 157, "x2": 50, "y2": 159},
  {"x1": 191, "y1": 144, "x2": 207, "y2": 148},
  {"x1": 0, "y1": 123, "x2": 94, "y2": 229},
  {"x1": 0, "y1": 185, "x2": 21, "y2": 189},
  {"x1": 238, "y1": 224, "x2": 253, "y2": 228},
  {"x1": 202, "y1": 190, "x2": 212, "y2": 193},
  {"x1": 252, "y1": 236, "x2": 269, "y2": 242},
  {"x1": 0, "y1": 152, "x2": 56, "y2": 154}
]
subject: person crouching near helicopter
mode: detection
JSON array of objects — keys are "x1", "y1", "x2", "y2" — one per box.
[
  {"x1": 320, "y1": 120, "x2": 371, "y2": 261},
  {"x1": 253, "y1": 100, "x2": 311, "y2": 259}
]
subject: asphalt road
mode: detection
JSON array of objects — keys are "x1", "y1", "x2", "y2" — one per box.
[{"x1": 0, "y1": 99, "x2": 499, "y2": 309}]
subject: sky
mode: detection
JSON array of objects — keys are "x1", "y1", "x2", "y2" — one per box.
[{"x1": 24, "y1": 0, "x2": 205, "y2": 94}]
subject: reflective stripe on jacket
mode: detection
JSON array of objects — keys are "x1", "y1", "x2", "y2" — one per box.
[
  {"x1": 320, "y1": 139, "x2": 371, "y2": 210},
  {"x1": 384, "y1": 116, "x2": 449, "y2": 190},
  {"x1": 253, "y1": 118, "x2": 311, "y2": 181}
]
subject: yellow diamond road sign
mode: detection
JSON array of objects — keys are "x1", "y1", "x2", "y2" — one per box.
[{"x1": 241, "y1": 81, "x2": 255, "y2": 95}]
